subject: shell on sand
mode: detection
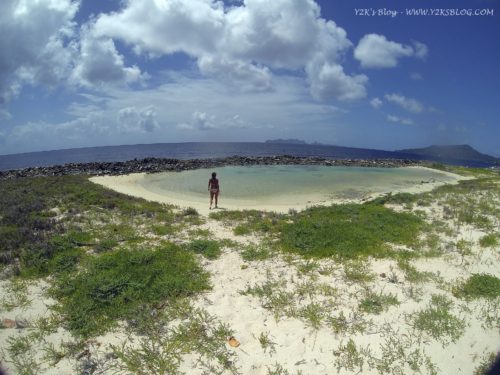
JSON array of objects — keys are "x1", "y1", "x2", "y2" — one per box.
[{"x1": 228, "y1": 336, "x2": 240, "y2": 347}]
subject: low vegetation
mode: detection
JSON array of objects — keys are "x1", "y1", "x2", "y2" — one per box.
[
  {"x1": 1, "y1": 165, "x2": 499, "y2": 374},
  {"x1": 453, "y1": 274, "x2": 500, "y2": 300},
  {"x1": 411, "y1": 294, "x2": 466, "y2": 345},
  {"x1": 0, "y1": 175, "x2": 212, "y2": 340},
  {"x1": 51, "y1": 244, "x2": 210, "y2": 337},
  {"x1": 358, "y1": 290, "x2": 399, "y2": 315},
  {"x1": 184, "y1": 239, "x2": 222, "y2": 260},
  {"x1": 279, "y1": 203, "x2": 424, "y2": 259}
]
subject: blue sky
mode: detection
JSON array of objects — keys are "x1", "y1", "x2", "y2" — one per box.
[{"x1": 0, "y1": 0, "x2": 498, "y2": 156}]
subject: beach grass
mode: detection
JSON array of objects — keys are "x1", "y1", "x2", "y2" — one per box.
[
  {"x1": 50, "y1": 244, "x2": 210, "y2": 337},
  {"x1": 279, "y1": 203, "x2": 424, "y2": 259},
  {"x1": 410, "y1": 294, "x2": 466, "y2": 345},
  {"x1": 1, "y1": 166, "x2": 499, "y2": 374},
  {"x1": 452, "y1": 273, "x2": 500, "y2": 300},
  {"x1": 184, "y1": 239, "x2": 222, "y2": 260}
]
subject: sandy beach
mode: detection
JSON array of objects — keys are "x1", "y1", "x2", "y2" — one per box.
[
  {"x1": 1, "y1": 166, "x2": 498, "y2": 374},
  {"x1": 89, "y1": 166, "x2": 470, "y2": 215}
]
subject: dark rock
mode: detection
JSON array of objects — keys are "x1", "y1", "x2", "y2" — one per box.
[{"x1": 0, "y1": 155, "x2": 424, "y2": 181}]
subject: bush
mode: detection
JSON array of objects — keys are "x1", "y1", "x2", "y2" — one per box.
[
  {"x1": 453, "y1": 274, "x2": 500, "y2": 299},
  {"x1": 279, "y1": 203, "x2": 423, "y2": 259},
  {"x1": 184, "y1": 239, "x2": 222, "y2": 260},
  {"x1": 479, "y1": 233, "x2": 498, "y2": 248},
  {"x1": 51, "y1": 244, "x2": 210, "y2": 337}
]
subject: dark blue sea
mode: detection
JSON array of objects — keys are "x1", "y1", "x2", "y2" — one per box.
[{"x1": 0, "y1": 142, "x2": 493, "y2": 171}]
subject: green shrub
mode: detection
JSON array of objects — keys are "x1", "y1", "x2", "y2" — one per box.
[
  {"x1": 240, "y1": 244, "x2": 272, "y2": 261},
  {"x1": 279, "y1": 203, "x2": 423, "y2": 259},
  {"x1": 234, "y1": 224, "x2": 251, "y2": 235},
  {"x1": 412, "y1": 294, "x2": 465, "y2": 344},
  {"x1": 0, "y1": 175, "x2": 173, "y2": 269},
  {"x1": 184, "y1": 239, "x2": 221, "y2": 260},
  {"x1": 479, "y1": 233, "x2": 498, "y2": 248},
  {"x1": 359, "y1": 291, "x2": 399, "y2": 314},
  {"x1": 453, "y1": 274, "x2": 500, "y2": 299},
  {"x1": 51, "y1": 244, "x2": 210, "y2": 337},
  {"x1": 210, "y1": 209, "x2": 284, "y2": 235}
]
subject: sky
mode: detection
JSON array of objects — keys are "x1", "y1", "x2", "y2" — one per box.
[{"x1": 0, "y1": 0, "x2": 499, "y2": 156}]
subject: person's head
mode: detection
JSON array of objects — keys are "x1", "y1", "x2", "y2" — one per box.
[{"x1": 212, "y1": 172, "x2": 216, "y2": 178}]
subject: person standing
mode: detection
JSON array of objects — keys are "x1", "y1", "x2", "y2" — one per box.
[{"x1": 208, "y1": 172, "x2": 220, "y2": 209}]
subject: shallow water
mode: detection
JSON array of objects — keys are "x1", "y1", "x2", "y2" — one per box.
[{"x1": 139, "y1": 165, "x2": 455, "y2": 202}]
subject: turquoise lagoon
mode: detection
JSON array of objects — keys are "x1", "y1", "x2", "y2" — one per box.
[{"x1": 137, "y1": 165, "x2": 456, "y2": 207}]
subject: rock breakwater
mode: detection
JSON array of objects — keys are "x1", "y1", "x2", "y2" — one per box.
[{"x1": 0, "y1": 155, "x2": 422, "y2": 180}]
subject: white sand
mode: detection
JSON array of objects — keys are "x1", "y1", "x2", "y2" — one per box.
[
  {"x1": 2, "y1": 167, "x2": 497, "y2": 374},
  {"x1": 89, "y1": 166, "x2": 470, "y2": 216}
]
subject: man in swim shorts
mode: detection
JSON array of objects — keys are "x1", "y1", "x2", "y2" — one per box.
[{"x1": 208, "y1": 172, "x2": 220, "y2": 209}]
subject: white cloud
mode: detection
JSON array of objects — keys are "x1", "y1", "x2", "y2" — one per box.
[
  {"x1": 197, "y1": 55, "x2": 272, "y2": 92},
  {"x1": 94, "y1": 0, "x2": 225, "y2": 57},
  {"x1": 370, "y1": 97, "x2": 383, "y2": 109},
  {"x1": 384, "y1": 93, "x2": 424, "y2": 113},
  {"x1": 92, "y1": 0, "x2": 365, "y2": 101},
  {"x1": 70, "y1": 26, "x2": 148, "y2": 88},
  {"x1": 307, "y1": 61, "x2": 367, "y2": 101},
  {"x1": 117, "y1": 106, "x2": 159, "y2": 132},
  {"x1": 5, "y1": 74, "x2": 344, "y2": 153},
  {"x1": 0, "y1": 0, "x2": 149, "y2": 103},
  {"x1": 0, "y1": 0, "x2": 78, "y2": 102},
  {"x1": 354, "y1": 34, "x2": 428, "y2": 69},
  {"x1": 413, "y1": 41, "x2": 428, "y2": 59},
  {"x1": 387, "y1": 114, "x2": 414, "y2": 125},
  {"x1": 192, "y1": 111, "x2": 216, "y2": 130}
]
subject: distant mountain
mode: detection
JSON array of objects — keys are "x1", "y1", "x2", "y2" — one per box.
[
  {"x1": 265, "y1": 138, "x2": 308, "y2": 145},
  {"x1": 398, "y1": 144, "x2": 499, "y2": 165},
  {"x1": 265, "y1": 139, "x2": 330, "y2": 146}
]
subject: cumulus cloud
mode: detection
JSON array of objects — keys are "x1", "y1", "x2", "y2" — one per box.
[
  {"x1": 0, "y1": 0, "x2": 78, "y2": 102},
  {"x1": 370, "y1": 97, "x2": 383, "y2": 109},
  {"x1": 354, "y1": 34, "x2": 428, "y2": 69},
  {"x1": 70, "y1": 26, "x2": 147, "y2": 88},
  {"x1": 197, "y1": 56, "x2": 272, "y2": 92},
  {"x1": 0, "y1": 0, "x2": 148, "y2": 103},
  {"x1": 93, "y1": 0, "x2": 225, "y2": 57},
  {"x1": 4, "y1": 74, "x2": 347, "y2": 153},
  {"x1": 384, "y1": 93, "x2": 424, "y2": 113},
  {"x1": 117, "y1": 106, "x2": 159, "y2": 132},
  {"x1": 387, "y1": 114, "x2": 414, "y2": 125},
  {"x1": 92, "y1": 0, "x2": 365, "y2": 101},
  {"x1": 178, "y1": 111, "x2": 217, "y2": 130},
  {"x1": 307, "y1": 61, "x2": 367, "y2": 101},
  {"x1": 192, "y1": 111, "x2": 216, "y2": 130}
]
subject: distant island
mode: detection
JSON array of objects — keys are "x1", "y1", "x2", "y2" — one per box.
[
  {"x1": 265, "y1": 139, "x2": 327, "y2": 146},
  {"x1": 398, "y1": 144, "x2": 500, "y2": 165},
  {"x1": 265, "y1": 138, "x2": 308, "y2": 145}
]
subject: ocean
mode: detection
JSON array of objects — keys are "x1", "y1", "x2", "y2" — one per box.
[
  {"x1": 0, "y1": 142, "x2": 422, "y2": 172},
  {"x1": 0, "y1": 142, "x2": 492, "y2": 172}
]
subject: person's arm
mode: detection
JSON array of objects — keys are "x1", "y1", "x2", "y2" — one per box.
[{"x1": 208, "y1": 179, "x2": 211, "y2": 190}]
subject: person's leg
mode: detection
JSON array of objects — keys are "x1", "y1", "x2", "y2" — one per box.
[
  {"x1": 210, "y1": 192, "x2": 214, "y2": 209},
  {"x1": 214, "y1": 192, "x2": 218, "y2": 208}
]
